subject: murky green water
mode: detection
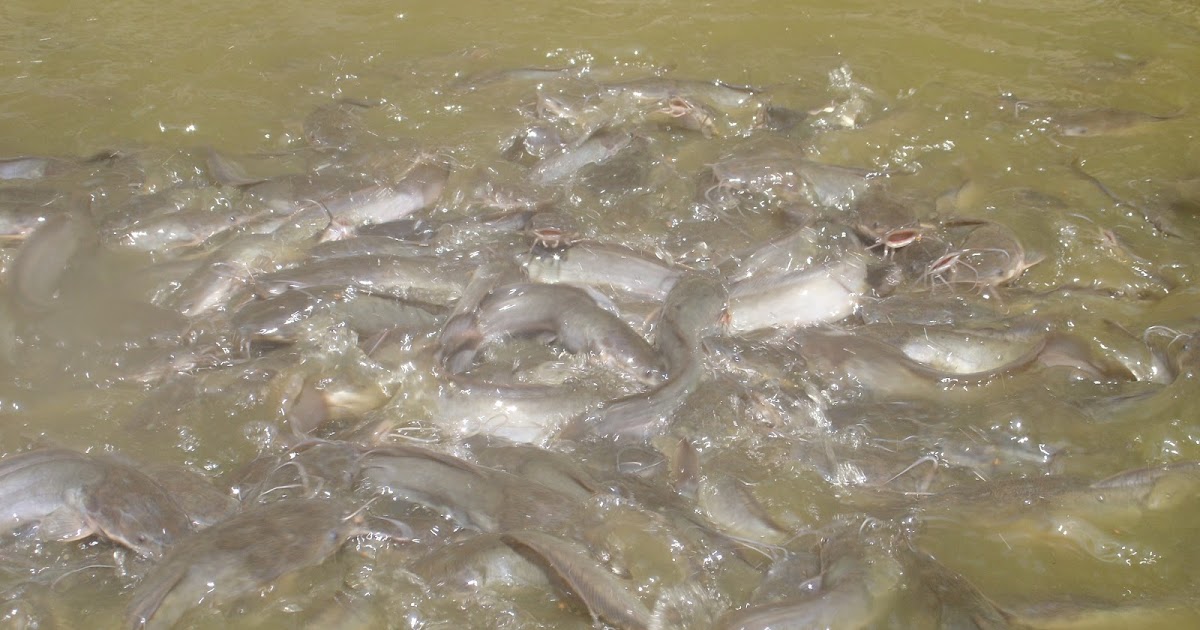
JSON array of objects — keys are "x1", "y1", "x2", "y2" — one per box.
[{"x1": 1, "y1": 0, "x2": 1199, "y2": 627}]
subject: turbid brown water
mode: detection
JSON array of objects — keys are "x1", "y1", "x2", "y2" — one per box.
[{"x1": 2, "y1": 0, "x2": 1200, "y2": 627}]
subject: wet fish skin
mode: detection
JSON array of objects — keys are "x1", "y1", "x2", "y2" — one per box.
[
  {"x1": 1090, "y1": 461, "x2": 1200, "y2": 511},
  {"x1": 231, "y1": 287, "x2": 344, "y2": 342},
  {"x1": 852, "y1": 191, "x2": 920, "y2": 245},
  {"x1": 81, "y1": 458, "x2": 193, "y2": 558},
  {"x1": 165, "y1": 234, "x2": 306, "y2": 318},
  {"x1": 702, "y1": 152, "x2": 803, "y2": 205},
  {"x1": 472, "y1": 282, "x2": 664, "y2": 385},
  {"x1": 126, "y1": 498, "x2": 360, "y2": 630},
  {"x1": 0, "y1": 449, "x2": 193, "y2": 558},
  {"x1": 436, "y1": 375, "x2": 609, "y2": 444},
  {"x1": 469, "y1": 438, "x2": 607, "y2": 501},
  {"x1": 502, "y1": 530, "x2": 653, "y2": 630},
  {"x1": 704, "y1": 153, "x2": 876, "y2": 210},
  {"x1": 905, "y1": 551, "x2": 1011, "y2": 630},
  {"x1": 749, "y1": 551, "x2": 822, "y2": 605},
  {"x1": 755, "y1": 104, "x2": 809, "y2": 132},
  {"x1": 914, "y1": 464, "x2": 1200, "y2": 560},
  {"x1": 718, "y1": 225, "x2": 829, "y2": 283},
  {"x1": 602, "y1": 78, "x2": 762, "y2": 111},
  {"x1": 203, "y1": 147, "x2": 310, "y2": 187},
  {"x1": 255, "y1": 254, "x2": 466, "y2": 305},
  {"x1": 358, "y1": 444, "x2": 589, "y2": 534},
  {"x1": 307, "y1": 234, "x2": 430, "y2": 260},
  {"x1": 795, "y1": 325, "x2": 1044, "y2": 399},
  {"x1": 805, "y1": 161, "x2": 880, "y2": 209},
  {"x1": 717, "y1": 526, "x2": 903, "y2": 630},
  {"x1": 1005, "y1": 96, "x2": 1181, "y2": 137},
  {"x1": 793, "y1": 330, "x2": 942, "y2": 399},
  {"x1": 10, "y1": 210, "x2": 95, "y2": 312},
  {"x1": 504, "y1": 122, "x2": 568, "y2": 161},
  {"x1": 0, "y1": 152, "x2": 114, "y2": 181},
  {"x1": 1000, "y1": 594, "x2": 1200, "y2": 628},
  {"x1": 1053, "y1": 107, "x2": 1180, "y2": 137},
  {"x1": 698, "y1": 475, "x2": 790, "y2": 545},
  {"x1": 0, "y1": 157, "x2": 62, "y2": 181},
  {"x1": 436, "y1": 259, "x2": 526, "y2": 373},
  {"x1": 110, "y1": 210, "x2": 242, "y2": 254},
  {"x1": 358, "y1": 445, "x2": 501, "y2": 532},
  {"x1": 646, "y1": 94, "x2": 719, "y2": 136},
  {"x1": 950, "y1": 221, "x2": 1040, "y2": 290},
  {"x1": 242, "y1": 171, "x2": 356, "y2": 214},
  {"x1": 1069, "y1": 158, "x2": 1187, "y2": 238},
  {"x1": 140, "y1": 463, "x2": 239, "y2": 529},
  {"x1": 412, "y1": 533, "x2": 551, "y2": 591},
  {"x1": 235, "y1": 441, "x2": 366, "y2": 505},
  {"x1": 0, "y1": 205, "x2": 59, "y2": 242},
  {"x1": 525, "y1": 242, "x2": 682, "y2": 301},
  {"x1": 231, "y1": 286, "x2": 440, "y2": 344},
  {"x1": 0, "y1": 449, "x2": 100, "y2": 541},
  {"x1": 530, "y1": 128, "x2": 633, "y2": 185},
  {"x1": 564, "y1": 273, "x2": 726, "y2": 439},
  {"x1": 863, "y1": 321, "x2": 1048, "y2": 379},
  {"x1": 322, "y1": 158, "x2": 450, "y2": 237},
  {"x1": 724, "y1": 254, "x2": 867, "y2": 334}
]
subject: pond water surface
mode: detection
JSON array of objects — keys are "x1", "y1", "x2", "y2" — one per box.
[{"x1": 1, "y1": 0, "x2": 1199, "y2": 628}]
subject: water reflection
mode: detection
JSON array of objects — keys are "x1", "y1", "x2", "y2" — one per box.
[{"x1": 1, "y1": 0, "x2": 1199, "y2": 627}]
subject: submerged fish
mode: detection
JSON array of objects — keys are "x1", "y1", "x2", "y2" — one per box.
[
  {"x1": 127, "y1": 499, "x2": 363, "y2": 630},
  {"x1": 563, "y1": 273, "x2": 726, "y2": 439},
  {"x1": 0, "y1": 449, "x2": 192, "y2": 558},
  {"x1": 462, "y1": 282, "x2": 664, "y2": 384},
  {"x1": 1053, "y1": 107, "x2": 1182, "y2": 137},
  {"x1": 10, "y1": 211, "x2": 95, "y2": 312},
  {"x1": 717, "y1": 524, "x2": 903, "y2": 630},
  {"x1": 502, "y1": 530, "x2": 653, "y2": 630}
]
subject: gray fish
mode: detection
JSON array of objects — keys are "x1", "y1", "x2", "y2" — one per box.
[
  {"x1": 140, "y1": 463, "x2": 238, "y2": 529},
  {"x1": 563, "y1": 273, "x2": 726, "y2": 439},
  {"x1": 81, "y1": 457, "x2": 193, "y2": 558},
  {"x1": 0, "y1": 204, "x2": 61, "y2": 242},
  {"x1": 412, "y1": 533, "x2": 551, "y2": 591},
  {"x1": 203, "y1": 148, "x2": 311, "y2": 187},
  {"x1": 0, "y1": 449, "x2": 191, "y2": 558},
  {"x1": 703, "y1": 153, "x2": 876, "y2": 210},
  {"x1": 321, "y1": 159, "x2": 450, "y2": 238},
  {"x1": 468, "y1": 282, "x2": 664, "y2": 385},
  {"x1": 905, "y1": 551, "x2": 1011, "y2": 630},
  {"x1": 165, "y1": 234, "x2": 307, "y2": 318},
  {"x1": 502, "y1": 530, "x2": 653, "y2": 630},
  {"x1": 603, "y1": 78, "x2": 762, "y2": 111},
  {"x1": 1053, "y1": 107, "x2": 1182, "y2": 137},
  {"x1": 526, "y1": 242, "x2": 682, "y2": 301},
  {"x1": 358, "y1": 445, "x2": 587, "y2": 534},
  {"x1": 530, "y1": 128, "x2": 633, "y2": 185},
  {"x1": 0, "y1": 449, "x2": 102, "y2": 542},
  {"x1": 303, "y1": 99, "x2": 377, "y2": 149},
  {"x1": 10, "y1": 210, "x2": 95, "y2": 312},
  {"x1": 717, "y1": 526, "x2": 903, "y2": 630},
  {"x1": 698, "y1": 475, "x2": 791, "y2": 546},
  {"x1": 232, "y1": 286, "x2": 440, "y2": 344},
  {"x1": 126, "y1": 499, "x2": 361, "y2": 630},
  {"x1": 436, "y1": 375, "x2": 609, "y2": 445},
  {"x1": 725, "y1": 255, "x2": 867, "y2": 334},
  {"x1": 0, "y1": 151, "x2": 115, "y2": 181},
  {"x1": 0, "y1": 157, "x2": 68, "y2": 181},
  {"x1": 256, "y1": 254, "x2": 466, "y2": 305}
]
